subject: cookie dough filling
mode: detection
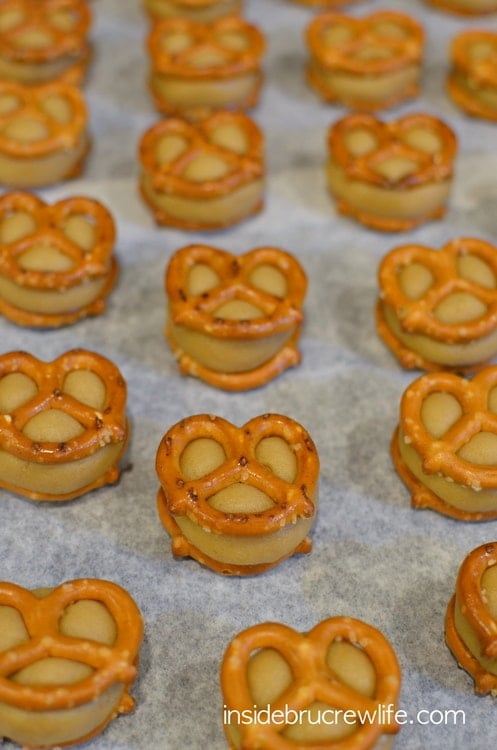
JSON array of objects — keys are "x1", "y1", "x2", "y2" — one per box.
[{"x1": 143, "y1": 0, "x2": 242, "y2": 23}]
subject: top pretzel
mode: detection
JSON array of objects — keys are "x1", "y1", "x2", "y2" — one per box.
[
  {"x1": 0, "y1": 0, "x2": 91, "y2": 86},
  {"x1": 143, "y1": 0, "x2": 242, "y2": 22},
  {"x1": 306, "y1": 10, "x2": 424, "y2": 111}
]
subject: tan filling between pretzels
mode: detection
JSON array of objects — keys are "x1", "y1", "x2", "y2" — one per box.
[
  {"x1": 451, "y1": 69, "x2": 497, "y2": 111},
  {"x1": 144, "y1": 0, "x2": 241, "y2": 21},
  {"x1": 454, "y1": 564, "x2": 497, "y2": 676},
  {"x1": 0, "y1": 589, "x2": 125, "y2": 747},
  {"x1": 309, "y1": 60, "x2": 419, "y2": 107},
  {"x1": 150, "y1": 71, "x2": 259, "y2": 114},
  {"x1": 0, "y1": 54, "x2": 84, "y2": 85},
  {"x1": 227, "y1": 641, "x2": 376, "y2": 747}
]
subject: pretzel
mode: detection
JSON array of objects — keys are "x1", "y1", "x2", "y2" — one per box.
[
  {"x1": 0, "y1": 191, "x2": 117, "y2": 328},
  {"x1": 143, "y1": 0, "x2": 242, "y2": 22},
  {"x1": 139, "y1": 111, "x2": 264, "y2": 230},
  {"x1": 292, "y1": 0, "x2": 364, "y2": 7},
  {"x1": 147, "y1": 16, "x2": 265, "y2": 120},
  {"x1": 0, "y1": 0, "x2": 91, "y2": 86},
  {"x1": 221, "y1": 616, "x2": 401, "y2": 749},
  {"x1": 447, "y1": 30, "x2": 497, "y2": 121},
  {"x1": 327, "y1": 112, "x2": 457, "y2": 231},
  {"x1": 306, "y1": 11, "x2": 424, "y2": 111},
  {"x1": 156, "y1": 412, "x2": 319, "y2": 575},
  {"x1": 392, "y1": 366, "x2": 497, "y2": 520},
  {"x1": 0, "y1": 80, "x2": 89, "y2": 187},
  {"x1": 0, "y1": 349, "x2": 128, "y2": 501},
  {"x1": 445, "y1": 542, "x2": 497, "y2": 696},
  {"x1": 165, "y1": 244, "x2": 306, "y2": 390},
  {"x1": 426, "y1": 0, "x2": 497, "y2": 15},
  {"x1": 377, "y1": 238, "x2": 497, "y2": 372},
  {"x1": 0, "y1": 578, "x2": 143, "y2": 748}
]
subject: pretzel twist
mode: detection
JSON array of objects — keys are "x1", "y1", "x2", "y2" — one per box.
[
  {"x1": 446, "y1": 542, "x2": 497, "y2": 693},
  {"x1": 448, "y1": 31, "x2": 497, "y2": 121},
  {"x1": 221, "y1": 617, "x2": 401, "y2": 750},
  {"x1": 0, "y1": 579, "x2": 142, "y2": 713}
]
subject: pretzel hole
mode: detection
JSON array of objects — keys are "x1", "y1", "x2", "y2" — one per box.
[
  {"x1": 354, "y1": 45, "x2": 395, "y2": 62},
  {"x1": 249, "y1": 265, "x2": 287, "y2": 299},
  {"x1": 42, "y1": 94, "x2": 73, "y2": 125},
  {"x1": 12, "y1": 657, "x2": 93, "y2": 687},
  {"x1": 420, "y1": 392, "x2": 462, "y2": 438},
  {"x1": 216, "y1": 31, "x2": 249, "y2": 52},
  {"x1": 2, "y1": 117, "x2": 49, "y2": 143},
  {"x1": 481, "y1": 564, "x2": 497, "y2": 619},
  {"x1": 48, "y1": 9, "x2": 80, "y2": 32},
  {"x1": 326, "y1": 640, "x2": 376, "y2": 697},
  {"x1": 0, "y1": 372, "x2": 38, "y2": 413},
  {"x1": 372, "y1": 155, "x2": 418, "y2": 182},
  {"x1": 247, "y1": 648, "x2": 293, "y2": 705},
  {"x1": 0, "y1": 605, "x2": 29, "y2": 653},
  {"x1": 321, "y1": 24, "x2": 353, "y2": 47},
  {"x1": 214, "y1": 298, "x2": 264, "y2": 320},
  {"x1": 187, "y1": 263, "x2": 221, "y2": 296},
  {"x1": 183, "y1": 152, "x2": 231, "y2": 182},
  {"x1": 372, "y1": 21, "x2": 411, "y2": 39},
  {"x1": 0, "y1": 9, "x2": 24, "y2": 32},
  {"x1": 61, "y1": 214, "x2": 96, "y2": 253},
  {"x1": 344, "y1": 128, "x2": 378, "y2": 157},
  {"x1": 23, "y1": 409, "x2": 85, "y2": 443},
  {"x1": 467, "y1": 41, "x2": 495, "y2": 61},
  {"x1": 0, "y1": 210, "x2": 37, "y2": 243},
  {"x1": 400, "y1": 128, "x2": 442, "y2": 156},
  {"x1": 160, "y1": 31, "x2": 193, "y2": 55},
  {"x1": 188, "y1": 46, "x2": 229, "y2": 68},
  {"x1": 179, "y1": 437, "x2": 227, "y2": 480},
  {"x1": 398, "y1": 262, "x2": 434, "y2": 300},
  {"x1": 208, "y1": 123, "x2": 247, "y2": 155},
  {"x1": 59, "y1": 600, "x2": 117, "y2": 645},
  {"x1": 18, "y1": 243, "x2": 74, "y2": 271},
  {"x1": 208, "y1": 483, "x2": 275, "y2": 513},
  {"x1": 63, "y1": 370, "x2": 107, "y2": 410},
  {"x1": 156, "y1": 134, "x2": 189, "y2": 165},
  {"x1": 456, "y1": 254, "x2": 496, "y2": 289},
  {"x1": 255, "y1": 436, "x2": 297, "y2": 483},
  {"x1": 12, "y1": 27, "x2": 54, "y2": 50},
  {"x1": 433, "y1": 292, "x2": 487, "y2": 324},
  {"x1": 457, "y1": 432, "x2": 497, "y2": 466},
  {"x1": 0, "y1": 93, "x2": 21, "y2": 116}
]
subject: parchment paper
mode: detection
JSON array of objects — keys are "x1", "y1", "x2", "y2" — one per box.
[{"x1": 2, "y1": 0, "x2": 497, "y2": 747}]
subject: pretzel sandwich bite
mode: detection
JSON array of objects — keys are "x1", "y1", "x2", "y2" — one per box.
[
  {"x1": 147, "y1": 16, "x2": 265, "y2": 120},
  {"x1": 0, "y1": 80, "x2": 88, "y2": 187},
  {"x1": 327, "y1": 112, "x2": 457, "y2": 231},
  {"x1": 165, "y1": 244, "x2": 306, "y2": 390},
  {"x1": 446, "y1": 542, "x2": 497, "y2": 694},
  {"x1": 448, "y1": 30, "x2": 497, "y2": 121},
  {"x1": 221, "y1": 616, "x2": 401, "y2": 749},
  {"x1": 0, "y1": 578, "x2": 143, "y2": 748},
  {"x1": 306, "y1": 11, "x2": 424, "y2": 111},
  {"x1": 0, "y1": 191, "x2": 117, "y2": 327},
  {"x1": 143, "y1": 0, "x2": 242, "y2": 23},
  {"x1": 377, "y1": 238, "x2": 497, "y2": 372},
  {"x1": 0, "y1": 350, "x2": 128, "y2": 501},
  {"x1": 139, "y1": 111, "x2": 264, "y2": 230},
  {"x1": 156, "y1": 413, "x2": 319, "y2": 575},
  {"x1": 392, "y1": 367, "x2": 497, "y2": 520}
]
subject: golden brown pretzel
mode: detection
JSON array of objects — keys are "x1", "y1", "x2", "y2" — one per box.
[
  {"x1": 0, "y1": 349, "x2": 128, "y2": 501},
  {"x1": 139, "y1": 111, "x2": 264, "y2": 230},
  {"x1": 426, "y1": 0, "x2": 497, "y2": 14},
  {"x1": 0, "y1": 578, "x2": 142, "y2": 747},
  {"x1": 447, "y1": 30, "x2": 497, "y2": 121},
  {"x1": 446, "y1": 542, "x2": 497, "y2": 694},
  {"x1": 392, "y1": 367, "x2": 497, "y2": 520},
  {"x1": 293, "y1": 0, "x2": 363, "y2": 7},
  {"x1": 147, "y1": 16, "x2": 265, "y2": 119},
  {"x1": 165, "y1": 244, "x2": 306, "y2": 390},
  {"x1": 377, "y1": 238, "x2": 497, "y2": 371},
  {"x1": 327, "y1": 112, "x2": 457, "y2": 231},
  {"x1": 221, "y1": 616, "x2": 401, "y2": 749},
  {"x1": 0, "y1": 0, "x2": 91, "y2": 85},
  {"x1": 306, "y1": 11, "x2": 424, "y2": 110},
  {"x1": 156, "y1": 412, "x2": 319, "y2": 575},
  {"x1": 143, "y1": 0, "x2": 242, "y2": 22},
  {"x1": 0, "y1": 191, "x2": 117, "y2": 327}
]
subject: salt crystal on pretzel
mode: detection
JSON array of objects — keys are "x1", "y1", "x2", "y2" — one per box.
[
  {"x1": 0, "y1": 80, "x2": 89, "y2": 187},
  {"x1": 447, "y1": 30, "x2": 497, "y2": 121},
  {"x1": 306, "y1": 11, "x2": 424, "y2": 111},
  {"x1": 156, "y1": 412, "x2": 319, "y2": 575},
  {"x1": 377, "y1": 238, "x2": 497, "y2": 372},
  {"x1": 446, "y1": 542, "x2": 497, "y2": 695},
  {"x1": 147, "y1": 16, "x2": 265, "y2": 120},
  {"x1": 165, "y1": 244, "x2": 306, "y2": 390},
  {"x1": 0, "y1": 578, "x2": 142, "y2": 748},
  {"x1": 426, "y1": 0, "x2": 497, "y2": 14},
  {"x1": 327, "y1": 112, "x2": 457, "y2": 232},
  {"x1": 139, "y1": 112, "x2": 264, "y2": 230},
  {"x1": 143, "y1": 0, "x2": 242, "y2": 23},
  {"x1": 392, "y1": 366, "x2": 497, "y2": 520},
  {"x1": 0, "y1": 0, "x2": 91, "y2": 86},
  {"x1": 0, "y1": 191, "x2": 117, "y2": 328},
  {"x1": 221, "y1": 616, "x2": 401, "y2": 748},
  {"x1": 0, "y1": 349, "x2": 128, "y2": 501}
]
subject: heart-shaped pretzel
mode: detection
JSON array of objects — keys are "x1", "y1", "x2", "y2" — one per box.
[
  {"x1": 0, "y1": 80, "x2": 89, "y2": 187},
  {"x1": 0, "y1": 0, "x2": 91, "y2": 86},
  {"x1": 143, "y1": 0, "x2": 242, "y2": 22},
  {"x1": 147, "y1": 16, "x2": 265, "y2": 119},
  {"x1": 447, "y1": 30, "x2": 497, "y2": 121},
  {"x1": 327, "y1": 112, "x2": 457, "y2": 231},
  {"x1": 0, "y1": 191, "x2": 117, "y2": 327},
  {"x1": 165, "y1": 244, "x2": 306, "y2": 390},
  {"x1": 139, "y1": 111, "x2": 264, "y2": 230},
  {"x1": 156, "y1": 412, "x2": 319, "y2": 575},
  {"x1": 221, "y1": 616, "x2": 401, "y2": 749},
  {"x1": 0, "y1": 349, "x2": 128, "y2": 501},
  {"x1": 306, "y1": 11, "x2": 424, "y2": 110},
  {"x1": 426, "y1": 0, "x2": 497, "y2": 15},
  {"x1": 0, "y1": 578, "x2": 142, "y2": 748},
  {"x1": 377, "y1": 238, "x2": 497, "y2": 372},
  {"x1": 392, "y1": 366, "x2": 497, "y2": 520},
  {"x1": 446, "y1": 542, "x2": 497, "y2": 695}
]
